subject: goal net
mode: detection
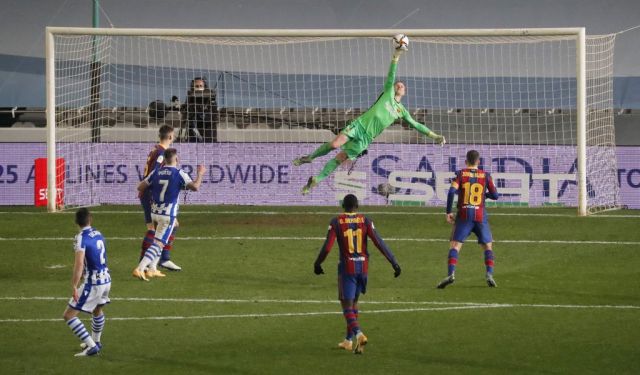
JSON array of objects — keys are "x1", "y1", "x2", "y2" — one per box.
[{"x1": 46, "y1": 28, "x2": 620, "y2": 214}]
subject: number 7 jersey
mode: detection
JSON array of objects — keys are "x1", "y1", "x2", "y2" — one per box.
[
  {"x1": 451, "y1": 168, "x2": 499, "y2": 222},
  {"x1": 314, "y1": 213, "x2": 398, "y2": 275}
]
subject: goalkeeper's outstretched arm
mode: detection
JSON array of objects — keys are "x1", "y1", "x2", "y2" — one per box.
[{"x1": 402, "y1": 111, "x2": 447, "y2": 145}]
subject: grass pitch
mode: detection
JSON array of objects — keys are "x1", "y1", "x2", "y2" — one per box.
[{"x1": 0, "y1": 205, "x2": 639, "y2": 374}]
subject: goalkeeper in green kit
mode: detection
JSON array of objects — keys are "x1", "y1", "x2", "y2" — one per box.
[{"x1": 293, "y1": 35, "x2": 446, "y2": 195}]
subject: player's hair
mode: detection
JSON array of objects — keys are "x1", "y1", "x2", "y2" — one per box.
[
  {"x1": 75, "y1": 208, "x2": 91, "y2": 227},
  {"x1": 342, "y1": 194, "x2": 359, "y2": 212},
  {"x1": 163, "y1": 148, "x2": 178, "y2": 164},
  {"x1": 158, "y1": 125, "x2": 174, "y2": 141},
  {"x1": 466, "y1": 150, "x2": 480, "y2": 166}
]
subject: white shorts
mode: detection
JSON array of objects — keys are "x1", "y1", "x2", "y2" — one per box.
[
  {"x1": 151, "y1": 213, "x2": 177, "y2": 245},
  {"x1": 68, "y1": 282, "x2": 111, "y2": 313}
]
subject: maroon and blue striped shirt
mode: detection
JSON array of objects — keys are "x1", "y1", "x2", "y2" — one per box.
[{"x1": 314, "y1": 213, "x2": 398, "y2": 275}]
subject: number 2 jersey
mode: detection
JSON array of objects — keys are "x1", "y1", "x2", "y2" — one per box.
[
  {"x1": 448, "y1": 168, "x2": 499, "y2": 223},
  {"x1": 314, "y1": 213, "x2": 398, "y2": 275},
  {"x1": 74, "y1": 226, "x2": 110, "y2": 285}
]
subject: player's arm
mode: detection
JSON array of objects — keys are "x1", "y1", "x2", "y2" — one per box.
[
  {"x1": 184, "y1": 165, "x2": 206, "y2": 191},
  {"x1": 446, "y1": 172, "x2": 461, "y2": 224},
  {"x1": 401, "y1": 110, "x2": 446, "y2": 145},
  {"x1": 70, "y1": 235, "x2": 85, "y2": 302},
  {"x1": 313, "y1": 220, "x2": 338, "y2": 275},
  {"x1": 365, "y1": 218, "x2": 401, "y2": 277},
  {"x1": 137, "y1": 169, "x2": 155, "y2": 193},
  {"x1": 485, "y1": 173, "x2": 499, "y2": 200},
  {"x1": 384, "y1": 51, "x2": 403, "y2": 93}
]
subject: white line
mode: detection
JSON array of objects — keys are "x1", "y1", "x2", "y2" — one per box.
[
  {"x1": 1, "y1": 210, "x2": 638, "y2": 218},
  {"x1": 0, "y1": 236, "x2": 638, "y2": 245},
  {"x1": 0, "y1": 305, "x2": 501, "y2": 323},
  {"x1": 1, "y1": 296, "x2": 638, "y2": 310}
]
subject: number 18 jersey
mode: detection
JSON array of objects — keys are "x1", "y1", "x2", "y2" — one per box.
[{"x1": 452, "y1": 168, "x2": 498, "y2": 223}]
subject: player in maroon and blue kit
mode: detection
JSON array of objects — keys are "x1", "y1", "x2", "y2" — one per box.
[
  {"x1": 314, "y1": 194, "x2": 401, "y2": 354},
  {"x1": 139, "y1": 125, "x2": 182, "y2": 275},
  {"x1": 437, "y1": 150, "x2": 499, "y2": 289}
]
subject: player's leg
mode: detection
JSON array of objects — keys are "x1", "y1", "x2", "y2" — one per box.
[
  {"x1": 64, "y1": 286, "x2": 100, "y2": 356},
  {"x1": 159, "y1": 220, "x2": 181, "y2": 271},
  {"x1": 134, "y1": 216, "x2": 171, "y2": 280},
  {"x1": 474, "y1": 222, "x2": 496, "y2": 287},
  {"x1": 293, "y1": 129, "x2": 350, "y2": 166},
  {"x1": 437, "y1": 221, "x2": 469, "y2": 288},
  {"x1": 351, "y1": 275, "x2": 368, "y2": 354},
  {"x1": 139, "y1": 192, "x2": 156, "y2": 261},
  {"x1": 301, "y1": 151, "x2": 348, "y2": 195},
  {"x1": 337, "y1": 272, "x2": 359, "y2": 351}
]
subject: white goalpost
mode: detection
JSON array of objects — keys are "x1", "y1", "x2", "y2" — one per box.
[{"x1": 45, "y1": 27, "x2": 620, "y2": 215}]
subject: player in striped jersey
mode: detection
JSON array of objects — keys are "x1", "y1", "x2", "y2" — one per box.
[
  {"x1": 313, "y1": 194, "x2": 401, "y2": 354},
  {"x1": 62, "y1": 208, "x2": 110, "y2": 357},
  {"x1": 139, "y1": 125, "x2": 183, "y2": 276},
  {"x1": 133, "y1": 148, "x2": 204, "y2": 281},
  {"x1": 437, "y1": 150, "x2": 500, "y2": 289}
]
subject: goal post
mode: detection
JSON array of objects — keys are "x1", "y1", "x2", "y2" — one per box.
[{"x1": 45, "y1": 27, "x2": 620, "y2": 214}]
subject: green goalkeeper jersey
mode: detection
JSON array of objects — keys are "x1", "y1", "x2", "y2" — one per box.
[{"x1": 352, "y1": 60, "x2": 433, "y2": 142}]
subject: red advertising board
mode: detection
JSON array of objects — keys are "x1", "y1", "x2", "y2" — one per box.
[{"x1": 34, "y1": 158, "x2": 64, "y2": 207}]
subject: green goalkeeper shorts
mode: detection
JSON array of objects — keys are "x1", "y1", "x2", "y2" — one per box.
[{"x1": 341, "y1": 121, "x2": 371, "y2": 160}]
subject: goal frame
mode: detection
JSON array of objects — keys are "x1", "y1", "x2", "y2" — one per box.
[{"x1": 45, "y1": 27, "x2": 588, "y2": 215}]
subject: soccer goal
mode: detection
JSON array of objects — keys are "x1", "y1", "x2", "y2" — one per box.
[{"x1": 45, "y1": 27, "x2": 620, "y2": 215}]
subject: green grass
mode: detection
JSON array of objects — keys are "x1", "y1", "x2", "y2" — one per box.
[{"x1": 0, "y1": 205, "x2": 639, "y2": 374}]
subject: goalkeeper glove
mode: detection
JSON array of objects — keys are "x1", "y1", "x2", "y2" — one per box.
[
  {"x1": 314, "y1": 263, "x2": 324, "y2": 275},
  {"x1": 393, "y1": 263, "x2": 402, "y2": 278},
  {"x1": 432, "y1": 134, "x2": 446, "y2": 146}
]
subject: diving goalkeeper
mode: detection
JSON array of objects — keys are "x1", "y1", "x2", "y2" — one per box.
[{"x1": 293, "y1": 37, "x2": 446, "y2": 195}]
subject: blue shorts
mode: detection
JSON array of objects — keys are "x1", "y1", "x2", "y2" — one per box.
[
  {"x1": 451, "y1": 219, "x2": 493, "y2": 244},
  {"x1": 140, "y1": 189, "x2": 152, "y2": 224},
  {"x1": 338, "y1": 272, "x2": 367, "y2": 301}
]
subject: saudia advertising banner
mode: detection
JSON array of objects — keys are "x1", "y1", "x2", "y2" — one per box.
[{"x1": 0, "y1": 143, "x2": 638, "y2": 208}]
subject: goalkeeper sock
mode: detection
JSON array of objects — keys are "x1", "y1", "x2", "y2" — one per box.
[
  {"x1": 308, "y1": 142, "x2": 334, "y2": 160},
  {"x1": 447, "y1": 249, "x2": 458, "y2": 276},
  {"x1": 315, "y1": 158, "x2": 341, "y2": 183},
  {"x1": 484, "y1": 249, "x2": 495, "y2": 274}
]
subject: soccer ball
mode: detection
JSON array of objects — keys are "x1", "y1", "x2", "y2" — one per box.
[
  {"x1": 393, "y1": 34, "x2": 409, "y2": 50},
  {"x1": 377, "y1": 182, "x2": 395, "y2": 198}
]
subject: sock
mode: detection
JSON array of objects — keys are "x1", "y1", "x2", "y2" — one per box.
[
  {"x1": 150, "y1": 255, "x2": 160, "y2": 272},
  {"x1": 161, "y1": 227, "x2": 177, "y2": 262},
  {"x1": 138, "y1": 243, "x2": 162, "y2": 271},
  {"x1": 308, "y1": 142, "x2": 333, "y2": 160},
  {"x1": 315, "y1": 158, "x2": 341, "y2": 183},
  {"x1": 484, "y1": 249, "x2": 495, "y2": 274},
  {"x1": 346, "y1": 308, "x2": 359, "y2": 340},
  {"x1": 91, "y1": 313, "x2": 105, "y2": 343},
  {"x1": 343, "y1": 308, "x2": 360, "y2": 337},
  {"x1": 67, "y1": 317, "x2": 96, "y2": 348},
  {"x1": 448, "y1": 249, "x2": 458, "y2": 276},
  {"x1": 139, "y1": 230, "x2": 155, "y2": 261}
]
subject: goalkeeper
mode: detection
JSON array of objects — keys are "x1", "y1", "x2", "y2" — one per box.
[{"x1": 293, "y1": 37, "x2": 446, "y2": 195}]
